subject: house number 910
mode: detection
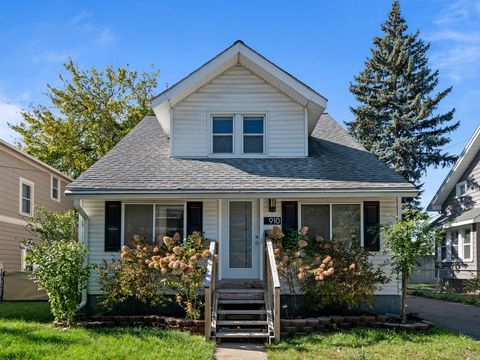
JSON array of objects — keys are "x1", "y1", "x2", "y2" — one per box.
[{"x1": 264, "y1": 217, "x2": 282, "y2": 225}]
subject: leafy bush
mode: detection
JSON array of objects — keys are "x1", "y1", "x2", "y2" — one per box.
[
  {"x1": 97, "y1": 235, "x2": 167, "y2": 313},
  {"x1": 268, "y1": 226, "x2": 387, "y2": 315},
  {"x1": 97, "y1": 232, "x2": 212, "y2": 319},
  {"x1": 465, "y1": 276, "x2": 480, "y2": 294},
  {"x1": 23, "y1": 208, "x2": 90, "y2": 325}
]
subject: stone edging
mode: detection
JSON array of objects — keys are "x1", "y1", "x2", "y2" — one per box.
[
  {"x1": 281, "y1": 315, "x2": 434, "y2": 338},
  {"x1": 54, "y1": 315, "x2": 205, "y2": 335}
]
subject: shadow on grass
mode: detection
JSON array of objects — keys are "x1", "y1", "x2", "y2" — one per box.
[
  {"x1": 0, "y1": 301, "x2": 53, "y2": 323},
  {"x1": 269, "y1": 328, "x2": 444, "y2": 353},
  {"x1": 0, "y1": 324, "x2": 83, "y2": 346}
]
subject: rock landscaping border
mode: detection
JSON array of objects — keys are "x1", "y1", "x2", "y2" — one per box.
[
  {"x1": 280, "y1": 315, "x2": 434, "y2": 338},
  {"x1": 54, "y1": 315, "x2": 205, "y2": 335}
]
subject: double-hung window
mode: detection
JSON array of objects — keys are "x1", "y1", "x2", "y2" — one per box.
[
  {"x1": 123, "y1": 204, "x2": 184, "y2": 246},
  {"x1": 456, "y1": 181, "x2": 467, "y2": 197},
  {"x1": 451, "y1": 230, "x2": 459, "y2": 260},
  {"x1": 51, "y1": 176, "x2": 60, "y2": 202},
  {"x1": 463, "y1": 229, "x2": 472, "y2": 261},
  {"x1": 212, "y1": 116, "x2": 234, "y2": 154},
  {"x1": 19, "y1": 178, "x2": 34, "y2": 216},
  {"x1": 243, "y1": 116, "x2": 264, "y2": 154},
  {"x1": 300, "y1": 203, "x2": 361, "y2": 246}
]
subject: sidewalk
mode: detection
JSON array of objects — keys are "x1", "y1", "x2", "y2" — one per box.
[{"x1": 215, "y1": 343, "x2": 267, "y2": 360}]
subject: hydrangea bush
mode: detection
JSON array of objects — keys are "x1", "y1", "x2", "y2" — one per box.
[
  {"x1": 268, "y1": 226, "x2": 387, "y2": 315},
  {"x1": 98, "y1": 231, "x2": 213, "y2": 319}
]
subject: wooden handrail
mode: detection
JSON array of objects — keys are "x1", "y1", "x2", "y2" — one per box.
[
  {"x1": 204, "y1": 240, "x2": 217, "y2": 339},
  {"x1": 265, "y1": 239, "x2": 281, "y2": 342}
]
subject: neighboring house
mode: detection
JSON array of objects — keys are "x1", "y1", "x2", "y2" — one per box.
[
  {"x1": 0, "y1": 139, "x2": 73, "y2": 272},
  {"x1": 66, "y1": 41, "x2": 416, "y2": 340},
  {"x1": 428, "y1": 125, "x2": 480, "y2": 290}
]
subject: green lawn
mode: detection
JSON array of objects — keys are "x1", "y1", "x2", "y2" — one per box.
[
  {"x1": 408, "y1": 284, "x2": 480, "y2": 306},
  {"x1": 0, "y1": 302, "x2": 215, "y2": 360},
  {"x1": 267, "y1": 328, "x2": 480, "y2": 360}
]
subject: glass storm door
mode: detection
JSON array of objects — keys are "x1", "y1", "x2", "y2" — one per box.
[{"x1": 222, "y1": 200, "x2": 260, "y2": 279}]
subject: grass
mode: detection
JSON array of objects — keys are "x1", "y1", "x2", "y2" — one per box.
[
  {"x1": 0, "y1": 301, "x2": 215, "y2": 360},
  {"x1": 407, "y1": 284, "x2": 480, "y2": 306},
  {"x1": 267, "y1": 328, "x2": 480, "y2": 360}
]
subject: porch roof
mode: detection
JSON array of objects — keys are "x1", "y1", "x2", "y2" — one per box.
[{"x1": 66, "y1": 114, "x2": 416, "y2": 196}]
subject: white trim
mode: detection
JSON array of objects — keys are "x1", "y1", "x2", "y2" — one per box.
[
  {"x1": 298, "y1": 201, "x2": 364, "y2": 245},
  {"x1": 0, "y1": 214, "x2": 28, "y2": 226},
  {"x1": 19, "y1": 177, "x2": 34, "y2": 217},
  {"x1": 259, "y1": 198, "x2": 264, "y2": 281},
  {"x1": 241, "y1": 114, "x2": 266, "y2": 155},
  {"x1": 442, "y1": 225, "x2": 474, "y2": 262},
  {"x1": 151, "y1": 41, "x2": 327, "y2": 110},
  {"x1": 50, "y1": 175, "x2": 61, "y2": 202},
  {"x1": 66, "y1": 189, "x2": 418, "y2": 199},
  {"x1": 455, "y1": 180, "x2": 467, "y2": 198},
  {"x1": 443, "y1": 219, "x2": 475, "y2": 228},
  {"x1": 121, "y1": 201, "x2": 185, "y2": 246}
]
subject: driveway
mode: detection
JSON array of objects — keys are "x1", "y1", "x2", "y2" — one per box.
[{"x1": 408, "y1": 295, "x2": 480, "y2": 340}]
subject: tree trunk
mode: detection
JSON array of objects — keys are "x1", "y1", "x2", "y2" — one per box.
[{"x1": 401, "y1": 274, "x2": 408, "y2": 323}]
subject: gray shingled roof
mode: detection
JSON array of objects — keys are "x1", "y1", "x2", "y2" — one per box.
[
  {"x1": 66, "y1": 114, "x2": 415, "y2": 194},
  {"x1": 432, "y1": 207, "x2": 480, "y2": 227}
]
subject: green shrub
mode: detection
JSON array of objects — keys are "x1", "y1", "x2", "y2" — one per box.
[
  {"x1": 465, "y1": 276, "x2": 480, "y2": 294},
  {"x1": 23, "y1": 208, "x2": 90, "y2": 325}
]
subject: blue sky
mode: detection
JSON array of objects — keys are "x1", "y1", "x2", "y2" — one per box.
[{"x1": 0, "y1": 0, "x2": 479, "y2": 210}]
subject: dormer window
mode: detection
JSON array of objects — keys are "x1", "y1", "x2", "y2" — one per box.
[
  {"x1": 212, "y1": 116, "x2": 234, "y2": 154},
  {"x1": 455, "y1": 181, "x2": 467, "y2": 198},
  {"x1": 243, "y1": 116, "x2": 264, "y2": 154}
]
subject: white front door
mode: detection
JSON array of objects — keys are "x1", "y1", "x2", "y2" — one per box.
[{"x1": 220, "y1": 199, "x2": 260, "y2": 279}]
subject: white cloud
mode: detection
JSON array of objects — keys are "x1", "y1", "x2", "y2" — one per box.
[
  {"x1": 0, "y1": 96, "x2": 22, "y2": 142},
  {"x1": 428, "y1": 0, "x2": 480, "y2": 82},
  {"x1": 98, "y1": 28, "x2": 116, "y2": 45}
]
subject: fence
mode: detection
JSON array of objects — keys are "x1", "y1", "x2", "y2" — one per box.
[{"x1": 0, "y1": 270, "x2": 48, "y2": 301}]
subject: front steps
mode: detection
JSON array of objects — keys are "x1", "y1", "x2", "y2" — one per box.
[{"x1": 211, "y1": 280, "x2": 274, "y2": 342}]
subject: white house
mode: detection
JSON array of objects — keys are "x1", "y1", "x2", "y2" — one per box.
[{"x1": 66, "y1": 41, "x2": 416, "y2": 341}]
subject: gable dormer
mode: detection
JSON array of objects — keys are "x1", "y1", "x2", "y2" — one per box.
[{"x1": 151, "y1": 41, "x2": 327, "y2": 158}]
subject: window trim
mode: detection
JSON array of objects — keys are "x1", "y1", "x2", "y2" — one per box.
[
  {"x1": 19, "y1": 177, "x2": 34, "y2": 216},
  {"x1": 441, "y1": 225, "x2": 473, "y2": 262},
  {"x1": 455, "y1": 180, "x2": 467, "y2": 198},
  {"x1": 211, "y1": 114, "x2": 235, "y2": 155},
  {"x1": 242, "y1": 115, "x2": 265, "y2": 155},
  {"x1": 299, "y1": 201, "x2": 364, "y2": 247},
  {"x1": 121, "y1": 202, "x2": 187, "y2": 246},
  {"x1": 208, "y1": 112, "x2": 268, "y2": 158},
  {"x1": 50, "y1": 175, "x2": 60, "y2": 202}
]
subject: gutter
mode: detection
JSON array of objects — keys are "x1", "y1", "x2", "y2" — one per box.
[{"x1": 74, "y1": 199, "x2": 89, "y2": 311}]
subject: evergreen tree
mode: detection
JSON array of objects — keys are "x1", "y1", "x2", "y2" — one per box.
[{"x1": 347, "y1": 1, "x2": 459, "y2": 207}]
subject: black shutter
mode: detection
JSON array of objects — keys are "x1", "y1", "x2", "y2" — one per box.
[
  {"x1": 105, "y1": 201, "x2": 121, "y2": 251},
  {"x1": 187, "y1": 202, "x2": 203, "y2": 236},
  {"x1": 282, "y1": 201, "x2": 298, "y2": 237},
  {"x1": 364, "y1": 201, "x2": 380, "y2": 251}
]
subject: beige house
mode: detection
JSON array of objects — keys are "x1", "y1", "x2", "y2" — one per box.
[{"x1": 0, "y1": 139, "x2": 73, "y2": 272}]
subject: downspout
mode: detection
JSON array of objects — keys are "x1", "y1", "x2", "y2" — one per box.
[{"x1": 74, "y1": 199, "x2": 89, "y2": 311}]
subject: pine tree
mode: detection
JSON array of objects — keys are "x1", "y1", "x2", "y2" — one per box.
[{"x1": 347, "y1": 1, "x2": 459, "y2": 207}]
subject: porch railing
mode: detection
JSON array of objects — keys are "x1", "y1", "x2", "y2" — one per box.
[
  {"x1": 204, "y1": 240, "x2": 217, "y2": 339},
  {"x1": 265, "y1": 239, "x2": 281, "y2": 342}
]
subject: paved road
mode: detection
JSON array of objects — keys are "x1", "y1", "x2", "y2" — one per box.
[{"x1": 408, "y1": 295, "x2": 480, "y2": 340}]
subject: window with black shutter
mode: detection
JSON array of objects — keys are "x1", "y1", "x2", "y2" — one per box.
[
  {"x1": 282, "y1": 201, "x2": 298, "y2": 237},
  {"x1": 187, "y1": 202, "x2": 203, "y2": 236},
  {"x1": 363, "y1": 201, "x2": 380, "y2": 251},
  {"x1": 105, "y1": 201, "x2": 121, "y2": 251}
]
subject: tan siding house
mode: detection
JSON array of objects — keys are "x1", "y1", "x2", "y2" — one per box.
[
  {"x1": 0, "y1": 139, "x2": 72, "y2": 271},
  {"x1": 428, "y1": 125, "x2": 480, "y2": 287}
]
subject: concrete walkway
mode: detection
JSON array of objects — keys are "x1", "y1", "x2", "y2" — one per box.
[
  {"x1": 215, "y1": 343, "x2": 267, "y2": 360},
  {"x1": 408, "y1": 295, "x2": 480, "y2": 340}
]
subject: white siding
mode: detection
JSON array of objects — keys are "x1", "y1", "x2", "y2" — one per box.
[
  {"x1": 172, "y1": 65, "x2": 306, "y2": 157},
  {"x1": 83, "y1": 198, "x2": 218, "y2": 295},
  {"x1": 262, "y1": 197, "x2": 400, "y2": 296}
]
